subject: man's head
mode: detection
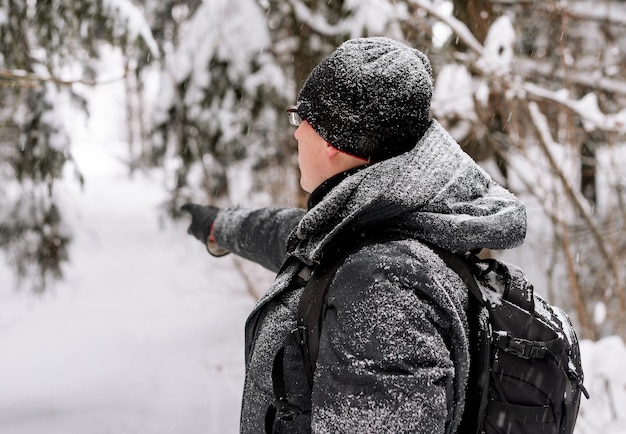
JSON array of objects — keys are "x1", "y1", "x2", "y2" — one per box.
[{"x1": 296, "y1": 37, "x2": 434, "y2": 163}]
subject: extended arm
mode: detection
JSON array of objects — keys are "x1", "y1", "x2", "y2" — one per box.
[
  {"x1": 211, "y1": 206, "x2": 304, "y2": 273},
  {"x1": 182, "y1": 204, "x2": 304, "y2": 272}
]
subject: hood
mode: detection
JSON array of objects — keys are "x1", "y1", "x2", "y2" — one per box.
[{"x1": 290, "y1": 120, "x2": 527, "y2": 263}]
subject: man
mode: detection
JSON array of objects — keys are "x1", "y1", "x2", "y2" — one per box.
[{"x1": 182, "y1": 37, "x2": 526, "y2": 433}]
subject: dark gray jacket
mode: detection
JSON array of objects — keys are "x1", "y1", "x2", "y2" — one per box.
[{"x1": 213, "y1": 120, "x2": 527, "y2": 433}]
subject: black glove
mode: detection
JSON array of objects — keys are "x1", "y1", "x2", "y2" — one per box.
[{"x1": 180, "y1": 203, "x2": 220, "y2": 243}]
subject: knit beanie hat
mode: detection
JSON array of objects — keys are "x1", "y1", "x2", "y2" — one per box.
[{"x1": 297, "y1": 37, "x2": 434, "y2": 162}]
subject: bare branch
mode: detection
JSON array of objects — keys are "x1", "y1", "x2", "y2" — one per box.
[
  {"x1": 287, "y1": 0, "x2": 347, "y2": 37},
  {"x1": 525, "y1": 83, "x2": 626, "y2": 134},
  {"x1": 528, "y1": 102, "x2": 626, "y2": 319},
  {"x1": 560, "y1": 219, "x2": 598, "y2": 340},
  {"x1": 408, "y1": 0, "x2": 484, "y2": 54},
  {"x1": 0, "y1": 68, "x2": 126, "y2": 88},
  {"x1": 231, "y1": 256, "x2": 262, "y2": 301},
  {"x1": 517, "y1": 58, "x2": 626, "y2": 96},
  {"x1": 475, "y1": 123, "x2": 598, "y2": 339},
  {"x1": 487, "y1": 0, "x2": 626, "y2": 26}
]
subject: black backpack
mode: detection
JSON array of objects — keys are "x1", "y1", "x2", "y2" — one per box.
[{"x1": 268, "y1": 233, "x2": 589, "y2": 434}]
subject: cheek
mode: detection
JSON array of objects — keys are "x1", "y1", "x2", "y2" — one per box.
[
  {"x1": 297, "y1": 141, "x2": 304, "y2": 162},
  {"x1": 297, "y1": 142, "x2": 307, "y2": 171},
  {"x1": 297, "y1": 149, "x2": 304, "y2": 171}
]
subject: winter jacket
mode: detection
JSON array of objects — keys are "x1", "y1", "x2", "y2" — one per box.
[{"x1": 212, "y1": 120, "x2": 527, "y2": 433}]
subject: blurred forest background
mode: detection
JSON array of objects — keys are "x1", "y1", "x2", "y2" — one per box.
[{"x1": 1, "y1": 0, "x2": 625, "y2": 340}]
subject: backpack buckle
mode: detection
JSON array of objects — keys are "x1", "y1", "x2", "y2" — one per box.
[
  {"x1": 507, "y1": 339, "x2": 532, "y2": 359},
  {"x1": 494, "y1": 332, "x2": 546, "y2": 359}
]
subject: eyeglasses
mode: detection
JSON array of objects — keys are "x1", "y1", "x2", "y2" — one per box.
[{"x1": 286, "y1": 106, "x2": 302, "y2": 127}]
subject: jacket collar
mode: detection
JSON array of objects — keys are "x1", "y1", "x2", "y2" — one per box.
[
  {"x1": 307, "y1": 165, "x2": 370, "y2": 210},
  {"x1": 288, "y1": 120, "x2": 527, "y2": 264}
]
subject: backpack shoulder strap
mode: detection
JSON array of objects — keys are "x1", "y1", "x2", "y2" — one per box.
[
  {"x1": 426, "y1": 244, "x2": 484, "y2": 303},
  {"x1": 425, "y1": 245, "x2": 492, "y2": 434},
  {"x1": 265, "y1": 232, "x2": 379, "y2": 430},
  {"x1": 295, "y1": 231, "x2": 388, "y2": 386}
]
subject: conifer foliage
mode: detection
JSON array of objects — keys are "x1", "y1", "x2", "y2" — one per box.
[{"x1": 0, "y1": 0, "x2": 156, "y2": 291}]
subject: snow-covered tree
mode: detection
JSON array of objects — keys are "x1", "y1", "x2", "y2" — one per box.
[
  {"x1": 0, "y1": 0, "x2": 157, "y2": 291},
  {"x1": 145, "y1": 0, "x2": 291, "y2": 212}
]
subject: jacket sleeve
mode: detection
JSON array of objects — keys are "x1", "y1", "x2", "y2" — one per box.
[
  {"x1": 212, "y1": 206, "x2": 305, "y2": 273},
  {"x1": 310, "y1": 241, "x2": 468, "y2": 433}
]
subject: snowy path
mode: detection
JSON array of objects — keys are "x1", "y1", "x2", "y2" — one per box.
[{"x1": 0, "y1": 139, "x2": 272, "y2": 433}]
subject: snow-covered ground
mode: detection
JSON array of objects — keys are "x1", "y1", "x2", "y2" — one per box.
[
  {"x1": 1, "y1": 74, "x2": 625, "y2": 434},
  {"x1": 0, "y1": 133, "x2": 277, "y2": 433},
  {"x1": 0, "y1": 77, "x2": 273, "y2": 433}
]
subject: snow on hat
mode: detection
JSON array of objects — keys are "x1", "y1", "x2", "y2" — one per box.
[{"x1": 296, "y1": 37, "x2": 433, "y2": 162}]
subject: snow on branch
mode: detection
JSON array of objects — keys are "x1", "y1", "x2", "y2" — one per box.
[
  {"x1": 288, "y1": 0, "x2": 347, "y2": 37},
  {"x1": 517, "y1": 58, "x2": 626, "y2": 96},
  {"x1": 488, "y1": 0, "x2": 626, "y2": 25},
  {"x1": 0, "y1": 68, "x2": 126, "y2": 88},
  {"x1": 525, "y1": 83, "x2": 626, "y2": 134},
  {"x1": 541, "y1": 1, "x2": 626, "y2": 26},
  {"x1": 102, "y1": 0, "x2": 160, "y2": 57},
  {"x1": 566, "y1": 1, "x2": 626, "y2": 25},
  {"x1": 408, "y1": 0, "x2": 483, "y2": 54},
  {"x1": 475, "y1": 15, "x2": 515, "y2": 75},
  {"x1": 528, "y1": 101, "x2": 566, "y2": 152}
]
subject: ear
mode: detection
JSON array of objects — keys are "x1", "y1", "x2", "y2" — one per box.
[{"x1": 325, "y1": 143, "x2": 340, "y2": 158}]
